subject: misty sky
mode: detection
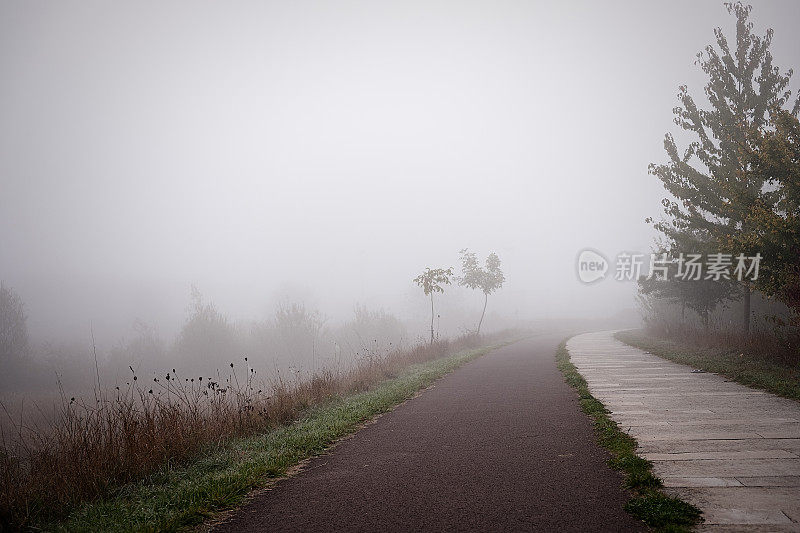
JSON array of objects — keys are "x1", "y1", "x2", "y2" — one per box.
[{"x1": 2, "y1": 1, "x2": 800, "y2": 342}]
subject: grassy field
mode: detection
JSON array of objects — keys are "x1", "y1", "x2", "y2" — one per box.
[
  {"x1": 615, "y1": 329, "x2": 800, "y2": 402},
  {"x1": 41, "y1": 341, "x2": 508, "y2": 532},
  {"x1": 556, "y1": 339, "x2": 702, "y2": 532}
]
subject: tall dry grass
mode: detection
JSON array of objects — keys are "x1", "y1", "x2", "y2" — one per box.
[
  {"x1": 642, "y1": 318, "x2": 799, "y2": 364},
  {"x1": 0, "y1": 333, "x2": 488, "y2": 530},
  {"x1": 639, "y1": 289, "x2": 799, "y2": 362}
]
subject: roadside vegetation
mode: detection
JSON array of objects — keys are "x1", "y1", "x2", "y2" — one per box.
[
  {"x1": 0, "y1": 332, "x2": 515, "y2": 530},
  {"x1": 556, "y1": 340, "x2": 702, "y2": 532},
  {"x1": 616, "y1": 329, "x2": 800, "y2": 402},
  {"x1": 0, "y1": 248, "x2": 511, "y2": 530}
]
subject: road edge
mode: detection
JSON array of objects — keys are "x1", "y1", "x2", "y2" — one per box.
[{"x1": 556, "y1": 337, "x2": 702, "y2": 532}]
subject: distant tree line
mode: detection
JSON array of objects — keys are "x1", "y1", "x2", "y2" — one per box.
[
  {"x1": 0, "y1": 282, "x2": 408, "y2": 393},
  {"x1": 1, "y1": 251, "x2": 507, "y2": 392}
]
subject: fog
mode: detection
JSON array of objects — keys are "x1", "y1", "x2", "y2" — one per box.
[{"x1": 2, "y1": 1, "x2": 799, "y2": 356}]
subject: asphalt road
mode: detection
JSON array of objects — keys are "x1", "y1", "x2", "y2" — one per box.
[{"x1": 215, "y1": 334, "x2": 644, "y2": 532}]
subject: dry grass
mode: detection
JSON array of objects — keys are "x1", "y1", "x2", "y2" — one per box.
[
  {"x1": 642, "y1": 319, "x2": 799, "y2": 365},
  {"x1": 0, "y1": 333, "x2": 489, "y2": 530}
]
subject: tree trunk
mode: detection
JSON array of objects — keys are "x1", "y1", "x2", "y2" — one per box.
[
  {"x1": 742, "y1": 283, "x2": 751, "y2": 335},
  {"x1": 477, "y1": 293, "x2": 488, "y2": 335},
  {"x1": 430, "y1": 293, "x2": 435, "y2": 344}
]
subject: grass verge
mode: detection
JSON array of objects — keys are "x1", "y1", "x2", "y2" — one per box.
[
  {"x1": 615, "y1": 329, "x2": 800, "y2": 402},
  {"x1": 556, "y1": 339, "x2": 701, "y2": 532},
  {"x1": 45, "y1": 341, "x2": 507, "y2": 532}
]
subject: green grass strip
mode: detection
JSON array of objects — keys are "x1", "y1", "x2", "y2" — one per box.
[
  {"x1": 47, "y1": 342, "x2": 508, "y2": 532},
  {"x1": 556, "y1": 339, "x2": 701, "y2": 532},
  {"x1": 615, "y1": 330, "x2": 800, "y2": 402}
]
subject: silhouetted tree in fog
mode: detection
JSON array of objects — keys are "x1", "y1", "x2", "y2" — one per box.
[
  {"x1": 637, "y1": 259, "x2": 732, "y2": 330},
  {"x1": 413, "y1": 267, "x2": 454, "y2": 343},
  {"x1": 274, "y1": 302, "x2": 325, "y2": 369},
  {"x1": 457, "y1": 249, "x2": 505, "y2": 335},
  {"x1": 0, "y1": 282, "x2": 29, "y2": 362},
  {"x1": 172, "y1": 286, "x2": 239, "y2": 373},
  {"x1": 109, "y1": 319, "x2": 165, "y2": 376}
]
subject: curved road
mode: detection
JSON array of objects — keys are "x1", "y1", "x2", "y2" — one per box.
[{"x1": 215, "y1": 334, "x2": 643, "y2": 532}]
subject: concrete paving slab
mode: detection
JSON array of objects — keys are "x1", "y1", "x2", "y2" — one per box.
[
  {"x1": 636, "y1": 438, "x2": 800, "y2": 454},
  {"x1": 642, "y1": 450, "x2": 798, "y2": 461},
  {"x1": 654, "y1": 458, "x2": 800, "y2": 477},
  {"x1": 736, "y1": 476, "x2": 800, "y2": 487},
  {"x1": 668, "y1": 486, "x2": 800, "y2": 511},
  {"x1": 662, "y1": 477, "x2": 744, "y2": 487},
  {"x1": 631, "y1": 431, "x2": 765, "y2": 441},
  {"x1": 666, "y1": 419, "x2": 799, "y2": 426},
  {"x1": 704, "y1": 508, "x2": 793, "y2": 525},
  {"x1": 696, "y1": 526, "x2": 800, "y2": 532},
  {"x1": 567, "y1": 331, "x2": 800, "y2": 531},
  {"x1": 756, "y1": 429, "x2": 800, "y2": 439}
]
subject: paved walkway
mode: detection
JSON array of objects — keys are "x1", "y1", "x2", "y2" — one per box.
[
  {"x1": 216, "y1": 334, "x2": 643, "y2": 532},
  {"x1": 568, "y1": 331, "x2": 800, "y2": 531}
]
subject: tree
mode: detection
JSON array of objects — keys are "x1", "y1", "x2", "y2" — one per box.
[
  {"x1": 413, "y1": 267, "x2": 454, "y2": 343},
  {"x1": 735, "y1": 109, "x2": 800, "y2": 325},
  {"x1": 458, "y1": 249, "x2": 505, "y2": 335},
  {"x1": 0, "y1": 282, "x2": 29, "y2": 362},
  {"x1": 274, "y1": 302, "x2": 325, "y2": 369},
  {"x1": 108, "y1": 319, "x2": 165, "y2": 376},
  {"x1": 173, "y1": 286, "x2": 238, "y2": 372},
  {"x1": 638, "y1": 260, "x2": 732, "y2": 330},
  {"x1": 648, "y1": 2, "x2": 799, "y2": 333}
]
